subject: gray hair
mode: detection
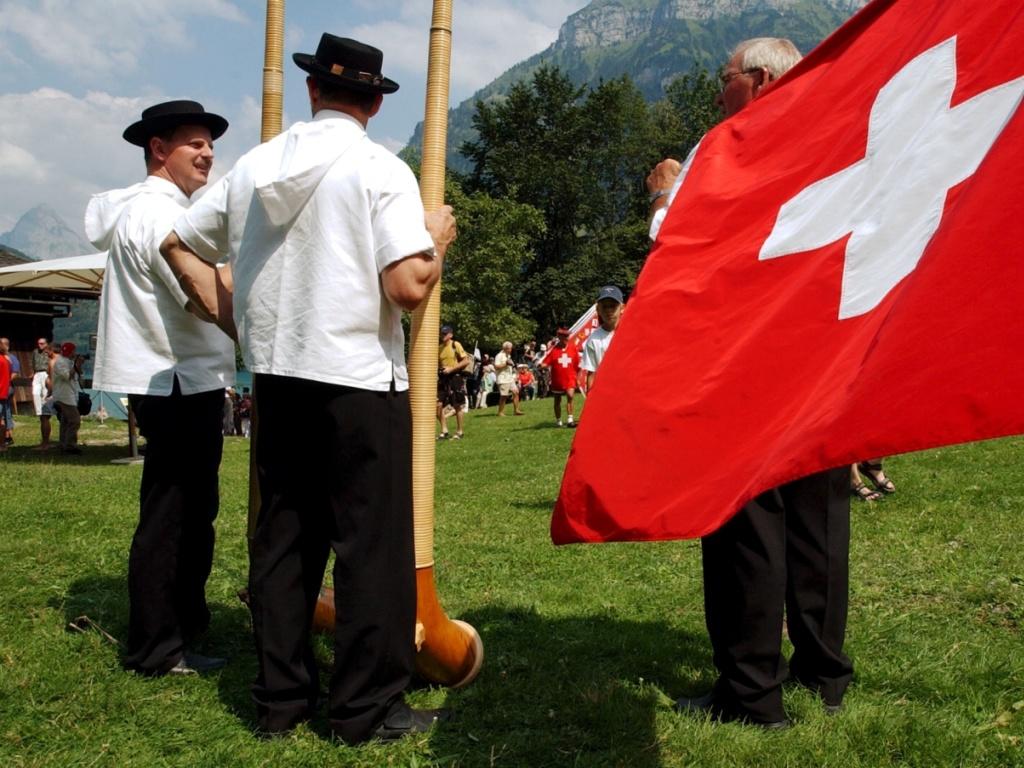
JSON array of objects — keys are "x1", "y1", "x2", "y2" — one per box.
[
  {"x1": 502, "y1": 341, "x2": 513, "y2": 351},
  {"x1": 734, "y1": 38, "x2": 802, "y2": 80}
]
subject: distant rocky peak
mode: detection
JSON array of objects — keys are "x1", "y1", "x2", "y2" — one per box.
[
  {"x1": 0, "y1": 203, "x2": 92, "y2": 261},
  {"x1": 558, "y1": 0, "x2": 867, "y2": 51}
]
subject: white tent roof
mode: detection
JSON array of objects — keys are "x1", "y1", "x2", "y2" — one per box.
[{"x1": 0, "y1": 252, "x2": 107, "y2": 293}]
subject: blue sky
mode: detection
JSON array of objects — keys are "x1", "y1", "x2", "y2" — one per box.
[{"x1": 0, "y1": 0, "x2": 588, "y2": 239}]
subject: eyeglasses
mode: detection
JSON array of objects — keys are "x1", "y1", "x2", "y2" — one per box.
[{"x1": 719, "y1": 68, "x2": 761, "y2": 90}]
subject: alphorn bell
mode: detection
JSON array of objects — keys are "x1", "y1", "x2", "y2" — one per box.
[{"x1": 312, "y1": 0, "x2": 482, "y2": 688}]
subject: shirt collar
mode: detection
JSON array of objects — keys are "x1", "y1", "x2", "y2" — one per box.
[
  {"x1": 144, "y1": 174, "x2": 192, "y2": 207},
  {"x1": 312, "y1": 109, "x2": 367, "y2": 132}
]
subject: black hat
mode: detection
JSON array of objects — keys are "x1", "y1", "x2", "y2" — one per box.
[
  {"x1": 596, "y1": 285, "x2": 624, "y2": 304},
  {"x1": 123, "y1": 100, "x2": 228, "y2": 147},
  {"x1": 293, "y1": 34, "x2": 399, "y2": 94}
]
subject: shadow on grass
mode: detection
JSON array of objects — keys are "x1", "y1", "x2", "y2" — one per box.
[
  {"x1": 202, "y1": 602, "x2": 707, "y2": 762},
  {"x1": 59, "y1": 579, "x2": 709, "y2": 763},
  {"x1": 1, "y1": 443, "x2": 139, "y2": 465},
  {"x1": 426, "y1": 604, "x2": 708, "y2": 766},
  {"x1": 60, "y1": 574, "x2": 257, "y2": 720}
]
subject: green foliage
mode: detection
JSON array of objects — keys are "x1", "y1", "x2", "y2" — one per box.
[
  {"x1": 462, "y1": 68, "x2": 669, "y2": 333},
  {"x1": 1, "y1": 412, "x2": 1023, "y2": 766},
  {"x1": 439, "y1": 179, "x2": 544, "y2": 351},
  {"x1": 662, "y1": 67, "x2": 722, "y2": 158},
  {"x1": 459, "y1": 65, "x2": 720, "y2": 338}
]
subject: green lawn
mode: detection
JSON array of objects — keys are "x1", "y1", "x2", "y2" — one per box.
[{"x1": 1, "y1": 402, "x2": 1022, "y2": 767}]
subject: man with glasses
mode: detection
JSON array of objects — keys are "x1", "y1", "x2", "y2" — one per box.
[{"x1": 644, "y1": 38, "x2": 853, "y2": 729}]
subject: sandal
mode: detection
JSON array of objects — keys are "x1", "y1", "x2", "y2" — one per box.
[
  {"x1": 858, "y1": 462, "x2": 895, "y2": 494},
  {"x1": 452, "y1": 432, "x2": 463, "y2": 440},
  {"x1": 851, "y1": 481, "x2": 883, "y2": 502}
]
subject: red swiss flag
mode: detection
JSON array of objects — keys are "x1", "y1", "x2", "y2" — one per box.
[{"x1": 552, "y1": 0, "x2": 1024, "y2": 543}]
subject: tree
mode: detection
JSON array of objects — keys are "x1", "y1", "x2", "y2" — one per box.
[
  {"x1": 462, "y1": 67, "x2": 665, "y2": 333},
  {"x1": 454, "y1": 65, "x2": 720, "y2": 340},
  {"x1": 653, "y1": 67, "x2": 720, "y2": 161},
  {"x1": 437, "y1": 178, "x2": 544, "y2": 352}
]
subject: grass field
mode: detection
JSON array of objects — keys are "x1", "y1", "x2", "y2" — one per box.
[{"x1": 1, "y1": 401, "x2": 1022, "y2": 767}]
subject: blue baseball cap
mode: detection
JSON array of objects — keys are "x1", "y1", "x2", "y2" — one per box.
[{"x1": 596, "y1": 285, "x2": 623, "y2": 304}]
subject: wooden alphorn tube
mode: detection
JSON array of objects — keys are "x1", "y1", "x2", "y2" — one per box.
[{"x1": 313, "y1": 0, "x2": 482, "y2": 689}]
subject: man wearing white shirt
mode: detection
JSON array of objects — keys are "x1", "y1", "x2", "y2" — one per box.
[
  {"x1": 86, "y1": 100, "x2": 235, "y2": 677},
  {"x1": 161, "y1": 35, "x2": 457, "y2": 744},
  {"x1": 580, "y1": 285, "x2": 624, "y2": 391}
]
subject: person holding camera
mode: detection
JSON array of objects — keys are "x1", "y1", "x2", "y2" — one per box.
[
  {"x1": 52, "y1": 342, "x2": 83, "y2": 455},
  {"x1": 495, "y1": 341, "x2": 524, "y2": 417}
]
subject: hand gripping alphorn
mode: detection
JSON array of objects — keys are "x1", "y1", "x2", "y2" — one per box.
[{"x1": 311, "y1": 0, "x2": 483, "y2": 688}]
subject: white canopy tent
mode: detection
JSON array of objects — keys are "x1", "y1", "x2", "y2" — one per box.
[
  {"x1": 0, "y1": 252, "x2": 107, "y2": 294},
  {"x1": 0, "y1": 251, "x2": 144, "y2": 461}
]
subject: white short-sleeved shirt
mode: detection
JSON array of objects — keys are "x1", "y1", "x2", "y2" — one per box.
[
  {"x1": 87, "y1": 176, "x2": 236, "y2": 396},
  {"x1": 52, "y1": 356, "x2": 79, "y2": 406},
  {"x1": 581, "y1": 326, "x2": 615, "y2": 373},
  {"x1": 649, "y1": 140, "x2": 702, "y2": 241},
  {"x1": 174, "y1": 110, "x2": 435, "y2": 392},
  {"x1": 494, "y1": 352, "x2": 515, "y2": 385}
]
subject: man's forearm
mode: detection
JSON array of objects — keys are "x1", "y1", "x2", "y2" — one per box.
[{"x1": 160, "y1": 231, "x2": 238, "y2": 341}]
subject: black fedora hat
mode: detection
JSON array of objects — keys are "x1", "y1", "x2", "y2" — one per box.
[
  {"x1": 293, "y1": 34, "x2": 399, "y2": 94},
  {"x1": 123, "y1": 100, "x2": 229, "y2": 147}
]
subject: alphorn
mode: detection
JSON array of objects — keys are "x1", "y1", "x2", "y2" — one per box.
[
  {"x1": 245, "y1": 0, "x2": 286, "y2": 546},
  {"x1": 312, "y1": 0, "x2": 482, "y2": 688}
]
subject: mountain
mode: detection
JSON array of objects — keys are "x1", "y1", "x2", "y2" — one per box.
[
  {"x1": 407, "y1": 0, "x2": 868, "y2": 171},
  {"x1": 0, "y1": 204, "x2": 93, "y2": 261},
  {"x1": 0, "y1": 244, "x2": 32, "y2": 267}
]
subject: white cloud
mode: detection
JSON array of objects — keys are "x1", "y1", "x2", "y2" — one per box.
[
  {"x1": 0, "y1": 140, "x2": 46, "y2": 182},
  {"x1": 0, "y1": 87, "x2": 260, "y2": 238},
  {"x1": 0, "y1": 2, "x2": 591, "y2": 233},
  {"x1": 0, "y1": 0, "x2": 248, "y2": 79},
  {"x1": 0, "y1": 88, "x2": 151, "y2": 237},
  {"x1": 285, "y1": 22, "x2": 305, "y2": 50},
  {"x1": 349, "y1": 0, "x2": 588, "y2": 95}
]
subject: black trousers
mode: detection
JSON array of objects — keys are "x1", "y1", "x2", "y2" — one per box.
[
  {"x1": 701, "y1": 467, "x2": 853, "y2": 721},
  {"x1": 124, "y1": 381, "x2": 224, "y2": 674},
  {"x1": 249, "y1": 374, "x2": 415, "y2": 742}
]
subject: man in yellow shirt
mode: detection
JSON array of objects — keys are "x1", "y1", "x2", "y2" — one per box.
[{"x1": 437, "y1": 324, "x2": 471, "y2": 439}]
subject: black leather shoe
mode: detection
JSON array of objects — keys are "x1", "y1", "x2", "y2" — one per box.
[
  {"x1": 373, "y1": 701, "x2": 450, "y2": 742},
  {"x1": 786, "y1": 673, "x2": 844, "y2": 715},
  {"x1": 675, "y1": 692, "x2": 791, "y2": 730},
  {"x1": 167, "y1": 651, "x2": 227, "y2": 675}
]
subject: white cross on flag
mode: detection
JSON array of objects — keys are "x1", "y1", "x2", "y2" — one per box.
[{"x1": 553, "y1": 0, "x2": 1024, "y2": 543}]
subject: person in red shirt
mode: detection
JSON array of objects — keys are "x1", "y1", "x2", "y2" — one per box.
[
  {"x1": 515, "y1": 364, "x2": 535, "y2": 400},
  {"x1": 0, "y1": 348, "x2": 9, "y2": 452},
  {"x1": 539, "y1": 326, "x2": 581, "y2": 427}
]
